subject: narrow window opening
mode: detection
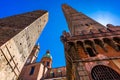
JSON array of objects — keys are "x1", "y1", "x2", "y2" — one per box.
[
  {"x1": 29, "y1": 66, "x2": 35, "y2": 75},
  {"x1": 47, "y1": 62, "x2": 50, "y2": 66},
  {"x1": 86, "y1": 47, "x2": 96, "y2": 57}
]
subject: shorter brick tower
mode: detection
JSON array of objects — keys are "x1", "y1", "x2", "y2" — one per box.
[{"x1": 41, "y1": 50, "x2": 52, "y2": 68}]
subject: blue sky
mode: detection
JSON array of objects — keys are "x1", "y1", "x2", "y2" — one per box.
[{"x1": 0, "y1": 0, "x2": 120, "y2": 68}]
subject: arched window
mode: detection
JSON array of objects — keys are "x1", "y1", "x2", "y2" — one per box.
[
  {"x1": 91, "y1": 65, "x2": 120, "y2": 80},
  {"x1": 86, "y1": 47, "x2": 96, "y2": 57}
]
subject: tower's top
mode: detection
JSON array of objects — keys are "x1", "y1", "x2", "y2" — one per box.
[
  {"x1": 0, "y1": 10, "x2": 47, "y2": 46},
  {"x1": 62, "y1": 4, "x2": 106, "y2": 35},
  {"x1": 0, "y1": 10, "x2": 47, "y2": 28},
  {"x1": 42, "y1": 50, "x2": 52, "y2": 60}
]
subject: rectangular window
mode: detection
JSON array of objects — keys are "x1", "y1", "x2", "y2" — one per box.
[
  {"x1": 47, "y1": 62, "x2": 50, "y2": 66},
  {"x1": 29, "y1": 66, "x2": 35, "y2": 75}
]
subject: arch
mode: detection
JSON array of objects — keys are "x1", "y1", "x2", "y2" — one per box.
[
  {"x1": 94, "y1": 39, "x2": 107, "y2": 52},
  {"x1": 91, "y1": 65, "x2": 120, "y2": 80},
  {"x1": 103, "y1": 38, "x2": 111, "y2": 43},
  {"x1": 84, "y1": 40, "x2": 93, "y2": 46},
  {"x1": 103, "y1": 38, "x2": 118, "y2": 51},
  {"x1": 84, "y1": 40, "x2": 97, "y2": 57},
  {"x1": 86, "y1": 47, "x2": 96, "y2": 57},
  {"x1": 77, "y1": 41, "x2": 83, "y2": 45},
  {"x1": 113, "y1": 37, "x2": 120, "y2": 44},
  {"x1": 76, "y1": 41, "x2": 84, "y2": 48},
  {"x1": 94, "y1": 39, "x2": 103, "y2": 46}
]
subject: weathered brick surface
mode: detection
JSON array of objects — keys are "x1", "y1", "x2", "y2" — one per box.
[{"x1": 61, "y1": 4, "x2": 120, "y2": 80}]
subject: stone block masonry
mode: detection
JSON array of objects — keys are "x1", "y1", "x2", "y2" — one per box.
[{"x1": 0, "y1": 10, "x2": 48, "y2": 80}]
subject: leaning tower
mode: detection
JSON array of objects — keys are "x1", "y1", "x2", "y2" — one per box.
[
  {"x1": 61, "y1": 4, "x2": 120, "y2": 80},
  {"x1": 0, "y1": 10, "x2": 48, "y2": 80}
]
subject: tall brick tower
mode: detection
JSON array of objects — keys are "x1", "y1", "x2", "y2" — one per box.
[
  {"x1": 0, "y1": 10, "x2": 48, "y2": 80},
  {"x1": 61, "y1": 4, "x2": 120, "y2": 80}
]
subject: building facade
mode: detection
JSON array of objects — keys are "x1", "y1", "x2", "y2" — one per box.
[
  {"x1": 0, "y1": 10, "x2": 48, "y2": 80},
  {"x1": 19, "y1": 49, "x2": 66, "y2": 80},
  {"x1": 61, "y1": 4, "x2": 120, "y2": 80}
]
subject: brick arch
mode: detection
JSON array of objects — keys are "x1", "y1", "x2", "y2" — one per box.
[
  {"x1": 113, "y1": 37, "x2": 120, "y2": 44},
  {"x1": 76, "y1": 41, "x2": 84, "y2": 48},
  {"x1": 94, "y1": 39, "x2": 103, "y2": 46},
  {"x1": 103, "y1": 38, "x2": 118, "y2": 51},
  {"x1": 91, "y1": 65, "x2": 120, "y2": 80},
  {"x1": 103, "y1": 38, "x2": 112, "y2": 43},
  {"x1": 94, "y1": 39, "x2": 107, "y2": 52},
  {"x1": 84, "y1": 40, "x2": 96, "y2": 57},
  {"x1": 84, "y1": 40, "x2": 94, "y2": 47}
]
